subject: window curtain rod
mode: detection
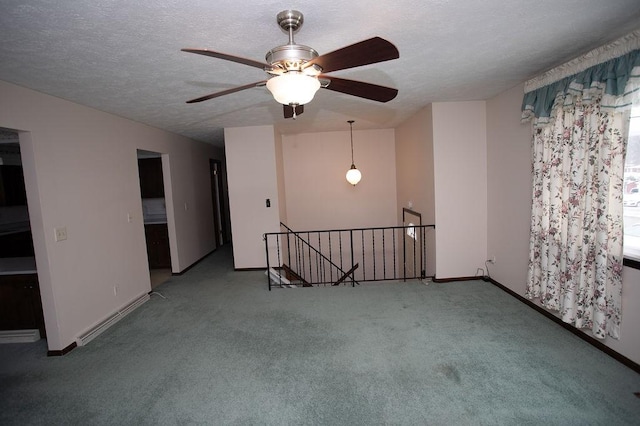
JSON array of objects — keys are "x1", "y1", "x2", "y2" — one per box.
[{"x1": 525, "y1": 29, "x2": 640, "y2": 93}]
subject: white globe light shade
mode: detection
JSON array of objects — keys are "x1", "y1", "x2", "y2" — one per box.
[
  {"x1": 266, "y1": 73, "x2": 321, "y2": 105},
  {"x1": 346, "y1": 166, "x2": 362, "y2": 186}
]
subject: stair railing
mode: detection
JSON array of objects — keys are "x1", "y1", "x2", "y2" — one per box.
[
  {"x1": 264, "y1": 223, "x2": 360, "y2": 290},
  {"x1": 264, "y1": 222, "x2": 435, "y2": 290}
]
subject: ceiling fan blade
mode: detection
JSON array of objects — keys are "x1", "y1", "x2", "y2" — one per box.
[
  {"x1": 321, "y1": 76, "x2": 398, "y2": 103},
  {"x1": 182, "y1": 48, "x2": 270, "y2": 70},
  {"x1": 186, "y1": 81, "x2": 267, "y2": 103},
  {"x1": 305, "y1": 37, "x2": 399, "y2": 74},
  {"x1": 283, "y1": 104, "x2": 304, "y2": 119}
]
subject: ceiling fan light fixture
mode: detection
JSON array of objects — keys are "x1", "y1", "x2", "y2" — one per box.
[{"x1": 266, "y1": 72, "x2": 320, "y2": 106}]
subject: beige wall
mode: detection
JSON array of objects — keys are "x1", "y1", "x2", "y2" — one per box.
[
  {"x1": 486, "y1": 82, "x2": 640, "y2": 365},
  {"x1": 225, "y1": 125, "x2": 281, "y2": 269},
  {"x1": 395, "y1": 105, "x2": 436, "y2": 276},
  {"x1": 486, "y1": 83, "x2": 532, "y2": 289},
  {"x1": 281, "y1": 129, "x2": 397, "y2": 230},
  {"x1": 274, "y1": 131, "x2": 288, "y2": 225},
  {"x1": 0, "y1": 80, "x2": 223, "y2": 351},
  {"x1": 432, "y1": 101, "x2": 488, "y2": 279}
]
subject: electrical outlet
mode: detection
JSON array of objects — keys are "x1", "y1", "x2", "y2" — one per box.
[
  {"x1": 54, "y1": 227, "x2": 67, "y2": 242},
  {"x1": 487, "y1": 256, "x2": 496, "y2": 264},
  {"x1": 113, "y1": 285, "x2": 118, "y2": 296}
]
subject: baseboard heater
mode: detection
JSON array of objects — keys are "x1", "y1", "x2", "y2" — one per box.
[
  {"x1": 0, "y1": 329, "x2": 40, "y2": 344},
  {"x1": 75, "y1": 293, "x2": 150, "y2": 347}
]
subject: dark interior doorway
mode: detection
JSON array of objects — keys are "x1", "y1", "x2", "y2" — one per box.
[
  {"x1": 210, "y1": 159, "x2": 228, "y2": 248},
  {"x1": 0, "y1": 129, "x2": 45, "y2": 341},
  {"x1": 137, "y1": 150, "x2": 171, "y2": 288}
]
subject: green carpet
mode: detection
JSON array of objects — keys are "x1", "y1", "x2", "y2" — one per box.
[{"x1": 1, "y1": 245, "x2": 639, "y2": 425}]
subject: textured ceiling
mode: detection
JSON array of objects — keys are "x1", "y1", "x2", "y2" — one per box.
[{"x1": 1, "y1": 1, "x2": 640, "y2": 148}]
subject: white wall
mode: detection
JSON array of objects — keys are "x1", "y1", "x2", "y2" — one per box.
[
  {"x1": 281, "y1": 129, "x2": 397, "y2": 231},
  {"x1": 225, "y1": 125, "x2": 281, "y2": 269},
  {"x1": 486, "y1": 82, "x2": 640, "y2": 365},
  {"x1": 0, "y1": 80, "x2": 222, "y2": 351},
  {"x1": 432, "y1": 101, "x2": 488, "y2": 279}
]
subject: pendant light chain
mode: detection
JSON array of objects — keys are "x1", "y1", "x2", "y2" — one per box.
[
  {"x1": 349, "y1": 120, "x2": 355, "y2": 165},
  {"x1": 345, "y1": 120, "x2": 362, "y2": 186}
]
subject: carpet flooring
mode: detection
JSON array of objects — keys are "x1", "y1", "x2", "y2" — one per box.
[{"x1": 1, "y1": 245, "x2": 639, "y2": 425}]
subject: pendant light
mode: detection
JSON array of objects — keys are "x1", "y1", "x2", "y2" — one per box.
[{"x1": 345, "y1": 120, "x2": 362, "y2": 186}]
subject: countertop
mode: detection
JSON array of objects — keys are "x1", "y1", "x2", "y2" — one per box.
[
  {"x1": 0, "y1": 257, "x2": 37, "y2": 275},
  {"x1": 0, "y1": 221, "x2": 31, "y2": 237},
  {"x1": 144, "y1": 214, "x2": 167, "y2": 225}
]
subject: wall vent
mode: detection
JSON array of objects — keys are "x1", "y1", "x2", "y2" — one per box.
[{"x1": 75, "y1": 293, "x2": 150, "y2": 346}]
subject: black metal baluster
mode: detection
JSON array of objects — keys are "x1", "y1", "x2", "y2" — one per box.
[
  {"x1": 361, "y1": 230, "x2": 365, "y2": 282},
  {"x1": 297, "y1": 234, "x2": 302, "y2": 282},
  {"x1": 276, "y1": 234, "x2": 282, "y2": 286},
  {"x1": 318, "y1": 232, "x2": 323, "y2": 284},
  {"x1": 307, "y1": 232, "x2": 312, "y2": 283},
  {"x1": 338, "y1": 231, "x2": 344, "y2": 282},
  {"x1": 413, "y1": 228, "x2": 417, "y2": 278},
  {"x1": 329, "y1": 231, "x2": 333, "y2": 282},
  {"x1": 372, "y1": 229, "x2": 376, "y2": 281},
  {"x1": 382, "y1": 229, "x2": 386, "y2": 279},
  {"x1": 265, "y1": 234, "x2": 271, "y2": 290},
  {"x1": 286, "y1": 232, "x2": 291, "y2": 279},
  {"x1": 350, "y1": 230, "x2": 355, "y2": 286},
  {"x1": 421, "y1": 226, "x2": 426, "y2": 279}
]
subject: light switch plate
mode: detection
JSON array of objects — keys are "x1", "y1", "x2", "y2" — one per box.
[{"x1": 54, "y1": 227, "x2": 67, "y2": 242}]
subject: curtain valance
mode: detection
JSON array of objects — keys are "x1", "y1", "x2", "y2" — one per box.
[{"x1": 522, "y1": 49, "x2": 640, "y2": 124}]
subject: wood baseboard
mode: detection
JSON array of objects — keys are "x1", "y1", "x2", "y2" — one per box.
[
  {"x1": 235, "y1": 267, "x2": 268, "y2": 271},
  {"x1": 486, "y1": 276, "x2": 640, "y2": 374},
  {"x1": 172, "y1": 248, "x2": 216, "y2": 276},
  {"x1": 432, "y1": 276, "x2": 481, "y2": 283},
  {"x1": 47, "y1": 341, "x2": 77, "y2": 357}
]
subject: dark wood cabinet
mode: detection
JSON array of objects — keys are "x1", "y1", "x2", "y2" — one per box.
[
  {"x1": 145, "y1": 224, "x2": 171, "y2": 269},
  {"x1": 138, "y1": 158, "x2": 164, "y2": 199},
  {"x1": 0, "y1": 231, "x2": 34, "y2": 257},
  {"x1": 0, "y1": 165, "x2": 28, "y2": 206},
  {"x1": 0, "y1": 274, "x2": 46, "y2": 338}
]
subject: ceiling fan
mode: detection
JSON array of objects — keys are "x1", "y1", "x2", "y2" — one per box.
[{"x1": 182, "y1": 10, "x2": 399, "y2": 119}]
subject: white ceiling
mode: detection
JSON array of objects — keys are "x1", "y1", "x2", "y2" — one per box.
[{"x1": 1, "y1": 1, "x2": 639, "y2": 148}]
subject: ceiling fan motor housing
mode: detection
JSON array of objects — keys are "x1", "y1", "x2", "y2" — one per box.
[
  {"x1": 266, "y1": 10, "x2": 321, "y2": 74},
  {"x1": 266, "y1": 44, "x2": 319, "y2": 72}
]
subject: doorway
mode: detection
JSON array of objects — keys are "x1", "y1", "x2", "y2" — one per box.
[
  {"x1": 210, "y1": 159, "x2": 228, "y2": 248},
  {"x1": 137, "y1": 150, "x2": 171, "y2": 289},
  {"x1": 402, "y1": 208, "x2": 425, "y2": 280},
  {"x1": 0, "y1": 128, "x2": 45, "y2": 341}
]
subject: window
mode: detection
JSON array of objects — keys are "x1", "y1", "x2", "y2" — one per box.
[
  {"x1": 406, "y1": 223, "x2": 416, "y2": 240},
  {"x1": 623, "y1": 105, "x2": 640, "y2": 262}
]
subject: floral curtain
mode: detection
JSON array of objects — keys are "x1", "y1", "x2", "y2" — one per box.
[{"x1": 522, "y1": 47, "x2": 640, "y2": 339}]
